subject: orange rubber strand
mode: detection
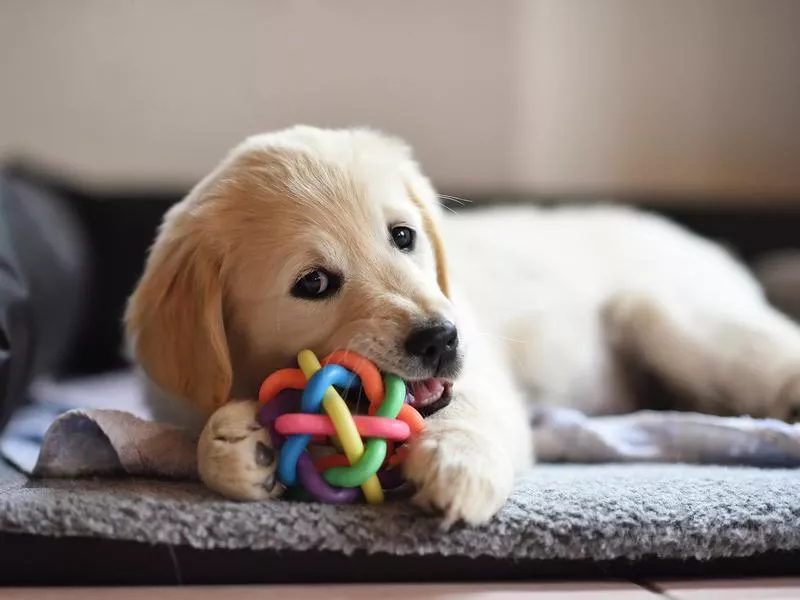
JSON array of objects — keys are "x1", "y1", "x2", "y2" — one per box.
[
  {"x1": 397, "y1": 405, "x2": 425, "y2": 434},
  {"x1": 322, "y1": 350, "x2": 384, "y2": 405},
  {"x1": 258, "y1": 368, "x2": 307, "y2": 405}
]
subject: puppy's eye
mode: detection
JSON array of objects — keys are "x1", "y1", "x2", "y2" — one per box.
[
  {"x1": 291, "y1": 269, "x2": 341, "y2": 300},
  {"x1": 390, "y1": 225, "x2": 415, "y2": 252}
]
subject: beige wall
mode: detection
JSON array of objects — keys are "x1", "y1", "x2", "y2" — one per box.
[
  {"x1": 0, "y1": 0, "x2": 517, "y2": 192},
  {"x1": 1, "y1": 0, "x2": 799, "y2": 201},
  {"x1": 514, "y1": 0, "x2": 800, "y2": 200}
]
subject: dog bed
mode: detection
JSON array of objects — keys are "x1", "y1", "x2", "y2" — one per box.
[
  {"x1": 3, "y1": 446, "x2": 800, "y2": 584},
  {"x1": 2, "y1": 371, "x2": 800, "y2": 584}
]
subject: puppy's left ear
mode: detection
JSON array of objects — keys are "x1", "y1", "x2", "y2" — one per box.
[
  {"x1": 403, "y1": 167, "x2": 450, "y2": 299},
  {"x1": 124, "y1": 204, "x2": 233, "y2": 416}
]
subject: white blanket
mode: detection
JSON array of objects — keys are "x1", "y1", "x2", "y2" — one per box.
[{"x1": 3, "y1": 371, "x2": 800, "y2": 479}]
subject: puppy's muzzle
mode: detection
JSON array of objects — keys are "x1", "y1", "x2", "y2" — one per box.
[{"x1": 404, "y1": 319, "x2": 459, "y2": 376}]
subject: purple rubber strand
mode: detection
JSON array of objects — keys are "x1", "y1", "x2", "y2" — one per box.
[
  {"x1": 297, "y1": 453, "x2": 360, "y2": 504},
  {"x1": 258, "y1": 389, "x2": 302, "y2": 449},
  {"x1": 377, "y1": 467, "x2": 406, "y2": 490}
]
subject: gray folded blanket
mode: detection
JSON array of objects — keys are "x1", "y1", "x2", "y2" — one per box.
[{"x1": 2, "y1": 371, "x2": 800, "y2": 481}]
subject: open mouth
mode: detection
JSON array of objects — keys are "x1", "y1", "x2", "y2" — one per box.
[
  {"x1": 341, "y1": 375, "x2": 452, "y2": 418},
  {"x1": 406, "y1": 378, "x2": 453, "y2": 417},
  {"x1": 289, "y1": 352, "x2": 455, "y2": 419}
]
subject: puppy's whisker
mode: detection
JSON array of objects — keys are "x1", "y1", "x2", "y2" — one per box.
[
  {"x1": 354, "y1": 385, "x2": 365, "y2": 415},
  {"x1": 472, "y1": 330, "x2": 529, "y2": 344},
  {"x1": 441, "y1": 204, "x2": 459, "y2": 215},
  {"x1": 438, "y1": 193, "x2": 473, "y2": 204}
]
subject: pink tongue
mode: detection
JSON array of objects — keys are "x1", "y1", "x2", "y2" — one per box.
[{"x1": 410, "y1": 379, "x2": 445, "y2": 407}]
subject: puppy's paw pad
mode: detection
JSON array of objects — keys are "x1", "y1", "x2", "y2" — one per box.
[
  {"x1": 403, "y1": 423, "x2": 513, "y2": 528},
  {"x1": 198, "y1": 400, "x2": 284, "y2": 501}
]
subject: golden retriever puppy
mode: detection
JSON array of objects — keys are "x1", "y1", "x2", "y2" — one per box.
[
  {"x1": 126, "y1": 126, "x2": 531, "y2": 525},
  {"x1": 126, "y1": 126, "x2": 800, "y2": 525}
]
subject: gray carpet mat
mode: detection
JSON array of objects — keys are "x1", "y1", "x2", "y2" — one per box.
[{"x1": 2, "y1": 458, "x2": 799, "y2": 562}]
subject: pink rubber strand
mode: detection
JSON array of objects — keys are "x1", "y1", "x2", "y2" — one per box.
[{"x1": 275, "y1": 413, "x2": 410, "y2": 441}]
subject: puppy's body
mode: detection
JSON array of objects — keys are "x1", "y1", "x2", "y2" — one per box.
[
  {"x1": 127, "y1": 126, "x2": 800, "y2": 526},
  {"x1": 444, "y1": 204, "x2": 784, "y2": 418}
]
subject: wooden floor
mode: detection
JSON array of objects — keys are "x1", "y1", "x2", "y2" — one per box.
[{"x1": 2, "y1": 581, "x2": 800, "y2": 599}]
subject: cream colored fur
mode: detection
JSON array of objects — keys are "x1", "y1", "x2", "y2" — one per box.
[{"x1": 127, "y1": 126, "x2": 800, "y2": 526}]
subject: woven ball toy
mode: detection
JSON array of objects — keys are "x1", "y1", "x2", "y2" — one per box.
[{"x1": 257, "y1": 349, "x2": 425, "y2": 504}]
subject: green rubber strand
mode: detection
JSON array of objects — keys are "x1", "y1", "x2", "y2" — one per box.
[{"x1": 321, "y1": 374, "x2": 406, "y2": 487}]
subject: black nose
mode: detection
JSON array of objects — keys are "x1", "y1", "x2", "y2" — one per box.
[{"x1": 404, "y1": 321, "x2": 459, "y2": 371}]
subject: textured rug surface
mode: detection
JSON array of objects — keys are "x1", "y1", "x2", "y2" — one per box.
[{"x1": 2, "y1": 458, "x2": 799, "y2": 561}]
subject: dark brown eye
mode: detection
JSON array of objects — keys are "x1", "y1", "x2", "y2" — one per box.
[
  {"x1": 390, "y1": 225, "x2": 415, "y2": 251},
  {"x1": 291, "y1": 269, "x2": 341, "y2": 300}
]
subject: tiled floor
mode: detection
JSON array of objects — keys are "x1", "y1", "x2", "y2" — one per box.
[{"x1": 2, "y1": 581, "x2": 800, "y2": 599}]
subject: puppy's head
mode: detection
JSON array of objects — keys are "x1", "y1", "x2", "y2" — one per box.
[{"x1": 125, "y1": 126, "x2": 460, "y2": 418}]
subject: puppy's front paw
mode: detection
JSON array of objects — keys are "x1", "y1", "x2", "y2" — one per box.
[
  {"x1": 197, "y1": 399, "x2": 284, "y2": 501},
  {"x1": 403, "y1": 421, "x2": 514, "y2": 528}
]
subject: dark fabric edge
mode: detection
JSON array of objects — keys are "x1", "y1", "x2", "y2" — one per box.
[{"x1": 0, "y1": 532, "x2": 798, "y2": 586}]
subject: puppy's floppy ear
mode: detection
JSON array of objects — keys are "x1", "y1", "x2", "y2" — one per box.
[
  {"x1": 125, "y1": 209, "x2": 232, "y2": 415},
  {"x1": 404, "y1": 168, "x2": 450, "y2": 299}
]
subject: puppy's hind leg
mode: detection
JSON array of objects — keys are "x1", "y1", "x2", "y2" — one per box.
[{"x1": 603, "y1": 291, "x2": 800, "y2": 420}]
